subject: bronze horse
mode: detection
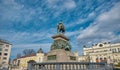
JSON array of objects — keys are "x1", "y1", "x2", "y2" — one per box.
[{"x1": 57, "y1": 23, "x2": 65, "y2": 33}]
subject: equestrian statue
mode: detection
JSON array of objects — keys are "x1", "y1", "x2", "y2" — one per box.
[{"x1": 57, "y1": 21, "x2": 65, "y2": 33}]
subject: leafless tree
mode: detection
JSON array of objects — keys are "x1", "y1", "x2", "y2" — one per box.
[
  {"x1": 16, "y1": 53, "x2": 21, "y2": 58},
  {"x1": 23, "y1": 49, "x2": 36, "y2": 56}
]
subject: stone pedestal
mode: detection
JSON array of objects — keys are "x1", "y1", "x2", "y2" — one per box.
[
  {"x1": 51, "y1": 34, "x2": 71, "y2": 51},
  {"x1": 44, "y1": 49, "x2": 77, "y2": 62}
]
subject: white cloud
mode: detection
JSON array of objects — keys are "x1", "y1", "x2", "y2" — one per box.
[
  {"x1": 63, "y1": 0, "x2": 76, "y2": 9},
  {"x1": 77, "y1": 2, "x2": 120, "y2": 46},
  {"x1": 12, "y1": 31, "x2": 53, "y2": 44},
  {"x1": 88, "y1": 12, "x2": 95, "y2": 18},
  {"x1": 45, "y1": 0, "x2": 76, "y2": 17},
  {"x1": 46, "y1": 0, "x2": 76, "y2": 9},
  {"x1": 65, "y1": 30, "x2": 80, "y2": 37},
  {"x1": 65, "y1": 11, "x2": 96, "y2": 29},
  {"x1": 77, "y1": 12, "x2": 96, "y2": 24},
  {"x1": 0, "y1": 27, "x2": 55, "y2": 45},
  {"x1": 0, "y1": 0, "x2": 47, "y2": 24},
  {"x1": 0, "y1": 0, "x2": 23, "y2": 21}
]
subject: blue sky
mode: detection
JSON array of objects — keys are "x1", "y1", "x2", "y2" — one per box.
[{"x1": 0, "y1": 0, "x2": 120, "y2": 59}]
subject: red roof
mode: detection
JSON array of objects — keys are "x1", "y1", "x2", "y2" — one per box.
[{"x1": 19, "y1": 53, "x2": 36, "y2": 58}]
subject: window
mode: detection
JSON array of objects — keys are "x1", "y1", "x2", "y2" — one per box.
[
  {"x1": 47, "y1": 55, "x2": 56, "y2": 60},
  {"x1": 4, "y1": 49, "x2": 8, "y2": 51},
  {"x1": 6, "y1": 45, "x2": 9, "y2": 47},
  {"x1": 112, "y1": 48, "x2": 117, "y2": 53},
  {"x1": 0, "y1": 44, "x2": 3, "y2": 47},
  {"x1": 112, "y1": 49, "x2": 115, "y2": 53},
  {"x1": 3, "y1": 57, "x2": 7, "y2": 60},
  {"x1": 4, "y1": 53, "x2": 8, "y2": 56},
  {"x1": 118, "y1": 48, "x2": 120, "y2": 52},
  {"x1": 96, "y1": 58, "x2": 99, "y2": 63},
  {"x1": 115, "y1": 48, "x2": 117, "y2": 52},
  {"x1": 39, "y1": 57, "x2": 43, "y2": 62},
  {"x1": 70, "y1": 56, "x2": 76, "y2": 60},
  {"x1": 99, "y1": 44, "x2": 103, "y2": 47},
  {"x1": 110, "y1": 49, "x2": 111, "y2": 51},
  {"x1": 2, "y1": 61, "x2": 6, "y2": 64},
  {"x1": 100, "y1": 58, "x2": 103, "y2": 62},
  {"x1": 0, "y1": 48, "x2": 2, "y2": 51}
]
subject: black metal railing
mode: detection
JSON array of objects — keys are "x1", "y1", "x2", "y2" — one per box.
[{"x1": 27, "y1": 62, "x2": 113, "y2": 70}]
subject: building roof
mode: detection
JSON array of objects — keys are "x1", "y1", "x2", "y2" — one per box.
[
  {"x1": 37, "y1": 48, "x2": 44, "y2": 53},
  {"x1": 18, "y1": 53, "x2": 36, "y2": 58},
  {"x1": 83, "y1": 42, "x2": 120, "y2": 50},
  {"x1": 0, "y1": 39, "x2": 12, "y2": 45}
]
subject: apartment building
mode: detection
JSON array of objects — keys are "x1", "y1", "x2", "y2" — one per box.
[{"x1": 0, "y1": 39, "x2": 12, "y2": 68}]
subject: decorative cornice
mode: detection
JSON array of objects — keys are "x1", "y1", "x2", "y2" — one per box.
[{"x1": 52, "y1": 34, "x2": 69, "y2": 41}]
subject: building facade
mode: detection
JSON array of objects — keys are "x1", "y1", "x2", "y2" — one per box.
[
  {"x1": 12, "y1": 52, "x2": 45, "y2": 69},
  {"x1": 0, "y1": 39, "x2": 12, "y2": 68},
  {"x1": 78, "y1": 42, "x2": 120, "y2": 65}
]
